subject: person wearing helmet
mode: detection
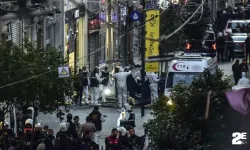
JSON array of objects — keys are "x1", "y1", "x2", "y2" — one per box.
[
  {"x1": 66, "y1": 113, "x2": 77, "y2": 139},
  {"x1": 24, "y1": 119, "x2": 33, "y2": 134},
  {"x1": 216, "y1": 32, "x2": 225, "y2": 63}
]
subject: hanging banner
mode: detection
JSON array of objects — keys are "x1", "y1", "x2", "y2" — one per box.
[{"x1": 145, "y1": 10, "x2": 160, "y2": 72}]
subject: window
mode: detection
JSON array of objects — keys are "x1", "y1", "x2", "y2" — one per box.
[
  {"x1": 232, "y1": 36, "x2": 247, "y2": 41},
  {"x1": 166, "y1": 72, "x2": 200, "y2": 88},
  {"x1": 228, "y1": 22, "x2": 250, "y2": 29}
]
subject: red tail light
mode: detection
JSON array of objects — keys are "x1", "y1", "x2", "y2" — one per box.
[
  {"x1": 186, "y1": 43, "x2": 191, "y2": 50},
  {"x1": 212, "y1": 44, "x2": 216, "y2": 50}
]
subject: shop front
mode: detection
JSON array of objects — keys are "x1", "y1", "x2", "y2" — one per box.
[{"x1": 65, "y1": 6, "x2": 85, "y2": 75}]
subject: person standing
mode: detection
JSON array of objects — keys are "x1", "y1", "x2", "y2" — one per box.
[
  {"x1": 100, "y1": 66, "x2": 110, "y2": 102},
  {"x1": 113, "y1": 68, "x2": 132, "y2": 112},
  {"x1": 81, "y1": 66, "x2": 90, "y2": 105},
  {"x1": 89, "y1": 106, "x2": 105, "y2": 143},
  {"x1": 73, "y1": 116, "x2": 81, "y2": 133},
  {"x1": 216, "y1": 32, "x2": 225, "y2": 63},
  {"x1": 90, "y1": 67, "x2": 103, "y2": 105},
  {"x1": 240, "y1": 59, "x2": 249, "y2": 77},
  {"x1": 148, "y1": 72, "x2": 160, "y2": 104},
  {"x1": 232, "y1": 60, "x2": 242, "y2": 85},
  {"x1": 227, "y1": 33, "x2": 234, "y2": 61},
  {"x1": 105, "y1": 128, "x2": 120, "y2": 150},
  {"x1": 245, "y1": 33, "x2": 250, "y2": 63},
  {"x1": 237, "y1": 72, "x2": 250, "y2": 85},
  {"x1": 66, "y1": 113, "x2": 78, "y2": 140},
  {"x1": 78, "y1": 116, "x2": 97, "y2": 141}
]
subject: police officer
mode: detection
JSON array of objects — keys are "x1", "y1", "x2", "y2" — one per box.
[
  {"x1": 90, "y1": 67, "x2": 103, "y2": 105},
  {"x1": 101, "y1": 66, "x2": 110, "y2": 102},
  {"x1": 81, "y1": 66, "x2": 90, "y2": 105}
]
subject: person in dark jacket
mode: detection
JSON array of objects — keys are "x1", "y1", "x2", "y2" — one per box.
[
  {"x1": 81, "y1": 66, "x2": 90, "y2": 105},
  {"x1": 124, "y1": 68, "x2": 139, "y2": 99},
  {"x1": 232, "y1": 60, "x2": 242, "y2": 85},
  {"x1": 105, "y1": 128, "x2": 119, "y2": 150},
  {"x1": 89, "y1": 106, "x2": 105, "y2": 143},
  {"x1": 66, "y1": 113, "x2": 78, "y2": 140},
  {"x1": 245, "y1": 34, "x2": 250, "y2": 63},
  {"x1": 240, "y1": 59, "x2": 249, "y2": 77},
  {"x1": 216, "y1": 32, "x2": 225, "y2": 63},
  {"x1": 227, "y1": 34, "x2": 234, "y2": 61},
  {"x1": 101, "y1": 66, "x2": 110, "y2": 102}
]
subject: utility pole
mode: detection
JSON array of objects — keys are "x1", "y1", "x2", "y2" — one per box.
[
  {"x1": 140, "y1": 0, "x2": 146, "y2": 117},
  {"x1": 107, "y1": 0, "x2": 112, "y2": 61}
]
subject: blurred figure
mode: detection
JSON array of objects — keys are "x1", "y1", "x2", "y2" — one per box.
[
  {"x1": 105, "y1": 128, "x2": 119, "y2": 150},
  {"x1": 113, "y1": 67, "x2": 132, "y2": 112},
  {"x1": 216, "y1": 32, "x2": 225, "y2": 63},
  {"x1": 100, "y1": 66, "x2": 110, "y2": 102},
  {"x1": 43, "y1": 125, "x2": 49, "y2": 133},
  {"x1": 148, "y1": 72, "x2": 160, "y2": 104},
  {"x1": 240, "y1": 59, "x2": 249, "y2": 76},
  {"x1": 127, "y1": 127, "x2": 142, "y2": 150},
  {"x1": 24, "y1": 119, "x2": 33, "y2": 134},
  {"x1": 66, "y1": 113, "x2": 77, "y2": 140},
  {"x1": 90, "y1": 67, "x2": 103, "y2": 105},
  {"x1": 237, "y1": 72, "x2": 250, "y2": 85},
  {"x1": 73, "y1": 116, "x2": 81, "y2": 133},
  {"x1": 245, "y1": 33, "x2": 250, "y2": 63},
  {"x1": 81, "y1": 66, "x2": 90, "y2": 105},
  {"x1": 232, "y1": 60, "x2": 242, "y2": 85},
  {"x1": 117, "y1": 127, "x2": 128, "y2": 150},
  {"x1": 78, "y1": 116, "x2": 96, "y2": 141},
  {"x1": 89, "y1": 106, "x2": 105, "y2": 143},
  {"x1": 227, "y1": 33, "x2": 234, "y2": 61}
]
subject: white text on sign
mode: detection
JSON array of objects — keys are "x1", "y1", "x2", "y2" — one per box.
[{"x1": 232, "y1": 132, "x2": 247, "y2": 145}]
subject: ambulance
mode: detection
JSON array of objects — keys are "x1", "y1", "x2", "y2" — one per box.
[{"x1": 164, "y1": 54, "x2": 218, "y2": 97}]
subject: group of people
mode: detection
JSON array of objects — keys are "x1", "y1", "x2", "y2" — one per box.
[
  {"x1": 0, "y1": 105, "x2": 146, "y2": 150},
  {"x1": 74, "y1": 62, "x2": 163, "y2": 111},
  {"x1": 232, "y1": 59, "x2": 249, "y2": 85},
  {"x1": 216, "y1": 32, "x2": 234, "y2": 63}
]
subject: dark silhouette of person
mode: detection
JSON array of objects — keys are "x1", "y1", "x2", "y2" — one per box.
[{"x1": 232, "y1": 60, "x2": 241, "y2": 85}]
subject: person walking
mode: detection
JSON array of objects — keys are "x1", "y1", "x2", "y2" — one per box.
[
  {"x1": 232, "y1": 60, "x2": 242, "y2": 85},
  {"x1": 90, "y1": 67, "x2": 103, "y2": 105},
  {"x1": 89, "y1": 106, "x2": 105, "y2": 143}
]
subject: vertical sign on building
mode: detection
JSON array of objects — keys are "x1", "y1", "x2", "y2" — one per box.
[{"x1": 145, "y1": 10, "x2": 160, "y2": 72}]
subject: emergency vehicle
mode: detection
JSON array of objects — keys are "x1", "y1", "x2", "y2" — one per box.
[{"x1": 164, "y1": 54, "x2": 218, "y2": 97}]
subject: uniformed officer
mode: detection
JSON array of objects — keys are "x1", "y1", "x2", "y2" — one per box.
[
  {"x1": 101, "y1": 66, "x2": 110, "y2": 102},
  {"x1": 81, "y1": 66, "x2": 90, "y2": 105},
  {"x1": 90, "y1": 67, "x2": 103, "y2": 105}
]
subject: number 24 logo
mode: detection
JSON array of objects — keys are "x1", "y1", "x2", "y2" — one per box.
[{"x1": 232, "y1": 132, "x2": 247, "y2": 145}]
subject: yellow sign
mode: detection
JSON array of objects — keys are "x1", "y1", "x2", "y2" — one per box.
[
  {"x1": 60, "y1": 68, "x2": 68, "y2": 75},
  {"x1": 145, "y1": 10, "x2": 160, "y2": 58},
  {"x1": 69, "y1": 52, "x2": 75, "y2": 75},
  {"x1": 145, "y1": 62, "x2": 159, "y2": 72},
  {"x1": 145, "y1": 10, "x2": 160, "y2": 72}
]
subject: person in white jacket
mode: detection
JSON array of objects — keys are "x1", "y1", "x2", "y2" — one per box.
[
  {"x1": 237, "y1": 72, "x2": 250, "y2": 86},
  {"x1": 148, "y1": 72, "x2": 160, "y2": 104},
  {"x1": 113, "y1": 68, "x2": 131, "y2": 111},
  {"x1": 90, "y1": 67, "x2": 103, "y2": 105}
]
